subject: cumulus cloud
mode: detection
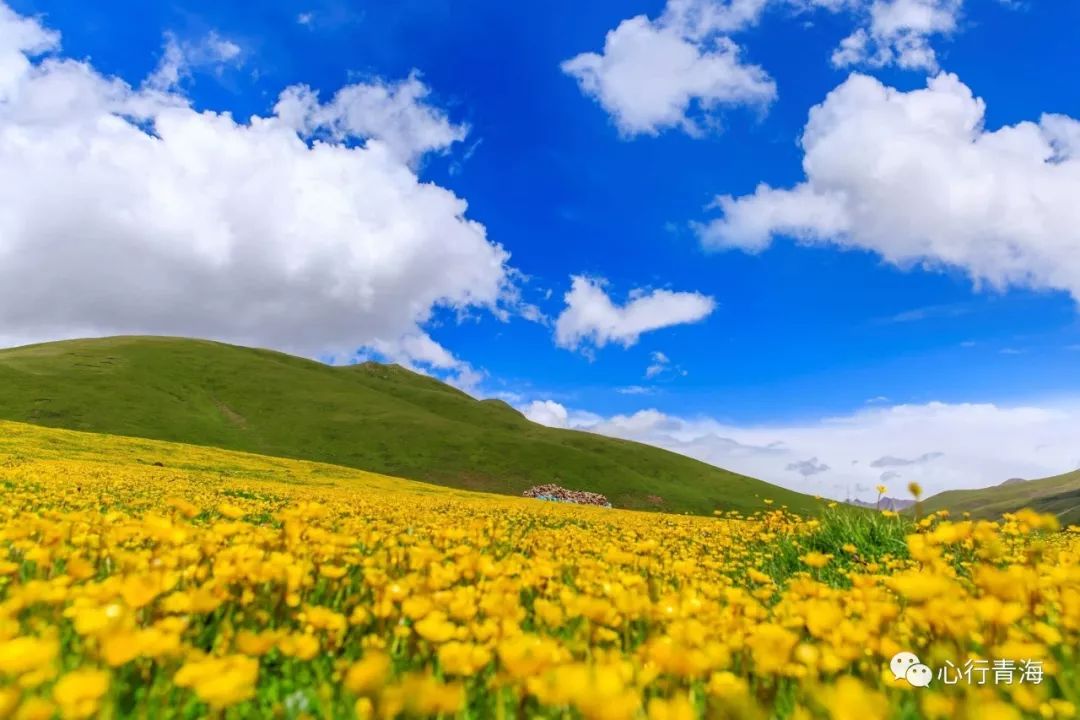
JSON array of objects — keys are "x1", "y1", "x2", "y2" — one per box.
[
  {"x1": 0, "y1": 3, "x2": 511, "y2": 372},
  {"x1": 832, "y1": 0, "x2": 962, "y2": 71},
  {"x1": 560, "y1": 0, "x2": 991, "y2": 137},
  {"x1": 0, "y1": 2, "x2": 55, "y2": 63},
  {"x1": 273, "y1": 71, "x2": 467, "y2": 165},
  {"x1": 554, "y1": 277, "x2": 716, "y2": 352},
  {"x1": 521, "y1": 400, "x2": 570, "y2": 428},
  {"x1": 699, "y1": 72, "x2": 1080, "y2": 304},
  {"x1": 521, "y1": 400, "x2": 607, "y2": 430},
  {"x1": 520, "y1": 399, "x2": 1080, "y2": 500},
  {"x1": 561, "y1": 0, "x2": 776, "y2": 137},
  {"x1": 146, "y1": 31, "x2": 243, "y2": 91}
]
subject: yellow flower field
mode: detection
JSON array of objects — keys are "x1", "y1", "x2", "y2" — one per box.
[{"x1": 0, "y1": 420, "x2": 1076, "y2": 719}]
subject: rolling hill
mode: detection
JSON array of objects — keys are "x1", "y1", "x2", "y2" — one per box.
[
  {"x1": 921, "y1": 470, "x2": 1080, "y2": 526},
  {"x1": 0, "y1": 336, "x2": 820, "y2": 516}
]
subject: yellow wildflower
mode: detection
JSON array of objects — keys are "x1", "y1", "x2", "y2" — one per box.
[
  {"x1": 344, "y1": 652, "x2": 390, "y2": 695},
  {"x1": 53, "y1": 669, "x2": 109, "y2": 720},
  {"x1": 802, "y1": 552, "x2": 831, "y2": 569},
  {"x1": 746, "y1": 624, "x2": 798, "y2": 675},
  {"x1": 0, "y1": 637, "x2": 58, "y2": 677},
  {"x1": 174, "y1": 655, "x2": 258, "y2": 708}
]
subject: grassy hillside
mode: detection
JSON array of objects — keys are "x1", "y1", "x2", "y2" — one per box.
[
  {"x1": 921, "y1": 470, "x2": 1080, "y2": 526},
  {"x1": 0, "y1": 336, "x2": 820, "y2": 516},
  {"x1": 0, "y1": 417, "x2": 446, "y2": 498}
]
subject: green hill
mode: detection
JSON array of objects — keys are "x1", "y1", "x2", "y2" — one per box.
[
  {"x1": 0, "y1": 336, "x2": 819, "y2": 516},
  {"x1": 921, "y1": 470, "x2": 1080, "y2": 526}
]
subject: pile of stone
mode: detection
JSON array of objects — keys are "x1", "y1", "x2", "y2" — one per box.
[{"x1": 523, "y1": 483, "x2": 611, "y2": 508}]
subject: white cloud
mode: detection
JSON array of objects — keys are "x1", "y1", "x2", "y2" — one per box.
[
  {"x1": 0, "y1": 3, "x2": 55, "y2": 59},
  {"x1": 146, "y1": 31, "x2": 243, "y2": 91},
  {"x1": 0, "y1": 4, "x2": 511, "y2": 371},
  {"x1": 560, "y1": 0, "x2": 988, "y2": 138},
  {"x1": 699, "y1": 72, "x2": 1080, "y2": 304},
  {"x1": 554, "y1": 276, "x2": 715, "y2": 352},
  {"x1": 617, "y1": 385, "x2": 655, "y2": 395},
  {"x1": 521, "y1": 399, "x2": 607, "y2": 431},
  {"x1": 643, "y1": 350, "x2": 688, "y2": 379},
  {"x1": 646, "y1": 351, "x2": 672, "y2": 378},
  {"x1": 561, "y1": 1, "x2": 776, "y2": 137},
  {"x1": 521, "y1": 400, "x2": 570, "y2": 428},
  {"x1": 273, "y1": 71, "x2": 467, "y2": 165},
  {"x1": 205, "y1": 34, "x2": 241, "y2": 62},
  {"x1": 832, "y1": 0, "x2": 963, "y2": 71},
  {"x1": 530, "y1": 399, "x2": 1080, "y2": 500},
  {"x1": 368, "y1": 333, "x2": 461, "y2": 370},
  {"x1": 662, "y1": 0, "x2": 772, "y2": 36}
]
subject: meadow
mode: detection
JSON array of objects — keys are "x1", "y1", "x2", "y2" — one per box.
[
  {"x1": 0, "y1": 336, "x2": 817, "y2": 517},
  {"x1": 0, "y1": 420, "x2": 1076, "y2": 719}
]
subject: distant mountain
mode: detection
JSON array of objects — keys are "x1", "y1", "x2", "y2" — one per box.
[
  {"x1": 0, "y1": 336, "x2": 821, "y2": 516},
  {"x1": 922, "y1": 471, "x2": 1080, "y2": 526},
  {"x1": 847, "y1": 497, "x2": 917, "y2": 511}
]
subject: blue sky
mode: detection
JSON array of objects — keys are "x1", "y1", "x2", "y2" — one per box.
[{"x1": 2, "y1": 0, "x2": 1079, "y2": 499}]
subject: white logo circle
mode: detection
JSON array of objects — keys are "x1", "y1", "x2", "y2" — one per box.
[
  {"x1": 906, "y1": 663, "x2": 933, "y2": 688},
  {"x1": 889, "y1": 651, "x2": 921, "y2": 680}
]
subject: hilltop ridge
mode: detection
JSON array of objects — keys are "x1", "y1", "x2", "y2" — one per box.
[
  {"x1": 921, "y1": 469, "x2": 1080, "y2": 525},
  {"x1": 0, "y1": 336, "x2": 819, "y2": 516}
]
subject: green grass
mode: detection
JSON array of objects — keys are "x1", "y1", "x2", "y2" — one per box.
[
  {"x1": 762, "y1": 507, "x2": 914, "y2": 587},
  {"x1": 0, "y1": 336, "x2": 820, "y2": 516},
  {"x1": 921, "y1": 469, "x2": 1080, "y2": 526}
]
